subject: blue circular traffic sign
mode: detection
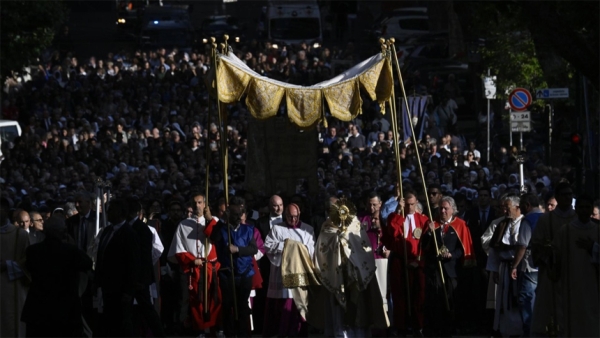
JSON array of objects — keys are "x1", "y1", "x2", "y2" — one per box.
[{"x1": 509, "y1": 88, "x2": 532, "y2": 111}]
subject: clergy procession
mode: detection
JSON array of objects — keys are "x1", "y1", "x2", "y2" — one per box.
[
  {"x1": 2, "y1": 180, "x2": 599, "y2": 338},
  {"x1": 1, "y1": 25, "x2": 599, "y2": 338}
]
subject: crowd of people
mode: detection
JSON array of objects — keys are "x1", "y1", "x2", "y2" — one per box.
[{"x1": 1, "y1": 35, "x2": 600, "y2": 338}]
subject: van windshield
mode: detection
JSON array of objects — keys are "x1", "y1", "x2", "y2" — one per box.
[
  {"x1": 270, "y1": 18, "x2": 320, "y2": 40},
  {"x1": 0, "y1": 125, "x2": 19, "y2": 143}
]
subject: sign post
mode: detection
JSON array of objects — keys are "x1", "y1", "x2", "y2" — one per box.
[
  {"x1": 508, "y1": 88, "x2": 532, "y2": 151},
  {"x1": 483, "y1": 71, "x2": 496, "y2": 163},
  {"x1": 510, "y1": 111, "x2": 531, "y2": 151},
  {"x1": 535, "y1": 88, "x2": 569, "y2": 165}
]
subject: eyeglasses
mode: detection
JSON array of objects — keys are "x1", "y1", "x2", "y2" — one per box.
[
  {"x1": 428, "y1": 191, "x2": 440, "y2": 196},
  {"x1": 33, "y1": 219, "x2": 44, "y2": 222}
]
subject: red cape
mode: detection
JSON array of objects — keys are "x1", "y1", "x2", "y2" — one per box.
[
  {"x1": 175, "y1": 218, "x2": 221, "y2": 330},
  {"x1": 429, "y1": 217, "x2": 476, "y2": 267}
]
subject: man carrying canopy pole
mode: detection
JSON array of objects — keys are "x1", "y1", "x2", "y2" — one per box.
[
  {"x1": 382, "y1": 191, "x2": 428, "y2": 337},
  {"x1": 385, "y1": 37, "x2": 453, "y2": 314},
  {"x1": 167, "y1": 193, "x2": 221, "y2": 337}
]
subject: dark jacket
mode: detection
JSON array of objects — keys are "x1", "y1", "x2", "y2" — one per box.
[
  {"x1": 66, "y1": 211, "x2": 104, "y2": 252},
  {"x1": 95, "y1": 223, "x2": 140, "y2": 297},
  {"x1": 131, "y1": 219, "x2": 155, "y2": 287},
  {"x1": 28, "y1": 228, "x2": 46, "y2": 245},
  {"x1": 21, "y1": 238, "x2": 93, "y2": 335},
  {"x1": 464, "y1": 206, "x2": 497, "y2": 267}
]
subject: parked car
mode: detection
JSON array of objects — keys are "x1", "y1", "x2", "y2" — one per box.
[
  {"x1": 371, "y1": 7, "x2": 429, "y2": 42},
  {"x1": 371, "y1": 6, "x2": 428, "y2": 30},
  {"x1": 139, "y1": 20, "x2": 195, "y2": 52},
  {"x1": 401, "y1": 40, "x2": 453, "y2": 72}
]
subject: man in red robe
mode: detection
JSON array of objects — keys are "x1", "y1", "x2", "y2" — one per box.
[
  {"x1": 168, "y1": 194, "x2": 221, "y2": 337},
  {"x1": 382, "y1": 192, "x2": 429, "y2": 336}
]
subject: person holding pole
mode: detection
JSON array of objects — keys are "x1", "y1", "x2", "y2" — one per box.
[
  {"x1": 422, "y1": 196, "x2": 475, "y2": 337},
  {"x1": 208, "y1": 196, "x2": 257, "y2": 338},
  {"x1": 168, "y1": 193, "x2": 221, "y2": 337},
  {"x1": 382, "y1": 191, "x2": 428, "y2": 337}
]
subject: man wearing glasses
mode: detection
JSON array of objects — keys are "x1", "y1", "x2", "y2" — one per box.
[
  {"x1": 29, "y1": 212, "x2": 45, "y2": 244},
  {"x1": 425, "y1": 184, "x2": 443, "y2": 221},
  {"x1": 263, "y1": 203, "x2": 315, "y2": 337}
]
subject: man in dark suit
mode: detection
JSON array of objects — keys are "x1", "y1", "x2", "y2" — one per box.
[
  {"x1": 127, "y1": 197, "x2": 165, "y2": 337},
  {"x1": 253, "y1": 194, "x2": 284, "y2": 334},
  {"x1": 461, "y1": 186, "x2": 497, "y2": 335},
  {"x1": 66, "y1": 192, "x2": 102, "y2": 254},
  {"x1": 464, "y1": 186, "x2": 497, "y2": 268},
  {"x1": 21, "y1": 216, "x2": 93, "y2": 337},
  {"x1": 66, "y1": 192, "x2": 102, "y2": 331},
  {"x1": 255, "y1": 195, "x2": 284, "y2": 241},
  {"x1": 95, "y1": 198, "x2": 140, "y2": 337}
]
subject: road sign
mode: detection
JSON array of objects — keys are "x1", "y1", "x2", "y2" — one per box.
[
  {"x1": 510, "y1": 111, "x2": 531, "y2": 122},
  {"x1": 509, "y1": 88, "x2": 532, "y2": 111},
  {"x1": 483, "y1": 76, "x2": 497, "y2": 99},
  {"x1": 511, "y1": 121, "x2": 531, "y2": 132},
  {"x1": 535, "y1": 88, "x2": 569, "y2": 99}
]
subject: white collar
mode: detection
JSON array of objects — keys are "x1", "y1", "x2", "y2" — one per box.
[
  {"x1": 441, "y1": 217, "x2": 453, "y2": 226},
  {"x1": 510, "y1": 215, "x2": 524, "y2": 224}
]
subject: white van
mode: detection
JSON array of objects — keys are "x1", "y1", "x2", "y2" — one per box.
[
  {"x1": 0, "y1": 120, "x2": 21, "y2": 163},
  {"x1": 266, "y1": 0, "x2": 322, "y2": 46}
]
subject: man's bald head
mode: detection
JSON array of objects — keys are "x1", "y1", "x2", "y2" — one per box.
[
  {"x1": 284, "y1": 203, "x2": 301, "y2": 227},
  {"x1": 15, "y1": 210, "x2": 31, "y2": 230},
  {"x1": 269, "y1": 195, "x2": 284, "y2": 217}
]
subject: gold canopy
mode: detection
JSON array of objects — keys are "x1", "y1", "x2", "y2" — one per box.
[{"x1": 210, "y1": 51, "x2": 393, "y2": 129}]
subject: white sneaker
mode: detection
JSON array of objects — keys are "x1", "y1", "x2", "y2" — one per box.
[
  {"x1": 196, "y1": 334, "x2": 206, "y2": 338},
  {"x1": 216, "y1": 330, "x2": 225, "y2": 338}
]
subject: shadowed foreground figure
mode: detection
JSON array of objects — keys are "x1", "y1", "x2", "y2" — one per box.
[{"x1": 21, "y1": 215, "x2": 93, "y2": 337}]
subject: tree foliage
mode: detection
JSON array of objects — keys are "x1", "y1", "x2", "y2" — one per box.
[
  {"x1": 454, "y1": 1, "x2": 598, "y2": 96},
  {"x1": 0, "y1": 1, "x2": 68, "y2": 79}
]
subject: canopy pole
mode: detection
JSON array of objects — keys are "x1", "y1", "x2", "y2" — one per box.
[
  {"x1": 215, "y1": 39, "x2": 238, "y2": 321},
  {"x1": 388, "y1": 38, "x2": 450, "y2": 312},
  {"x1": 382, "y1": 37, "x2": 411, "y2": 319}
]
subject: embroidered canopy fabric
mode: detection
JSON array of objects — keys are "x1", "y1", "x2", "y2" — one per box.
[{"x1": 215, "y1": 51, "x2": 394, "y2": 128}]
